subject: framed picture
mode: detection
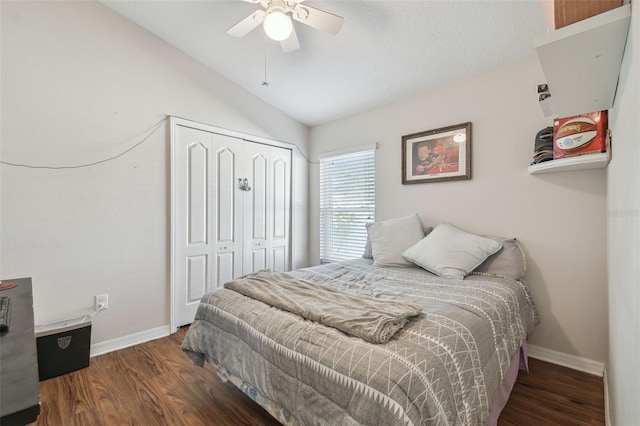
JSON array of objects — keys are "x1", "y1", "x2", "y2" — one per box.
[{"x1": 401, "y1": 122, "x2": 472, "y2": 184}]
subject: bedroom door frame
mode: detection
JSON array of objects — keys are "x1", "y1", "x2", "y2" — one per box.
[{"x1": 169, "y1": 116, "x2": 296, "y2": 333}]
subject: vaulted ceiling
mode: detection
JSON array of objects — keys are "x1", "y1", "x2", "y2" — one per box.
[{"x1": 101, "y1": 1, "x2": 548, "y2": 126}]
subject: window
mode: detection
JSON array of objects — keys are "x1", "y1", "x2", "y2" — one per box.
[{"x1": 320, "y1": 147, "x2": 375, "y2": 263}]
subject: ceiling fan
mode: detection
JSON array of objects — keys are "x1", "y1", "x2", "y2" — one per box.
[{"x1": 227, "y1": 0, "x2": 344, "y2": 53}]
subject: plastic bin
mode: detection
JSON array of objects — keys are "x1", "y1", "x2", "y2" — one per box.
[{"x1": 35, "y1": 317, "x2": 91, "y2": 381}]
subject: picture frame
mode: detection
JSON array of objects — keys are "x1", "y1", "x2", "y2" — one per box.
[{"x1": 401, "y1": 122, "x2": 472, "y2": 184}]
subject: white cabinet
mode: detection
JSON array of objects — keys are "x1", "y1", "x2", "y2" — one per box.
[
  {"x1": 171, "y1": 120, "x2": 292, "y2": 328},
  {"x1": 534, "y1": 4, "x2": 631, "y2": 117}
]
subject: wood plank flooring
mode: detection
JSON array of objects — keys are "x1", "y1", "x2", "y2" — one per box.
[{"x1": 30, "y1": 327, "x2": 605, "y2": 425}]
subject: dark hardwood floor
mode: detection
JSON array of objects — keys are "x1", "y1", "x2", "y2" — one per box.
[
  {"x1": 30, "y1": 327, "x2": 604, "y2": 425},
  {"x1": 498, "y1": 358, "x2": 605, "y2": 426}
]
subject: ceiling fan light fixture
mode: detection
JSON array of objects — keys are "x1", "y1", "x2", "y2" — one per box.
[
  {"x1": 263, "y1": 8, "x2": 293, "y2": 41},
  {"x1": 227, "y1": 0, "x2": 343, "y2": 52}
]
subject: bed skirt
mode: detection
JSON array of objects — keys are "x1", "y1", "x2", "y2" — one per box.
[{"x1": 482, "y1": 343, "x2": 529, "y2": 426}]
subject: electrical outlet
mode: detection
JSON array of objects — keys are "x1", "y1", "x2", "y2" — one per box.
[{"x1": 95, "y1": 294, "x2": 109, "y2": 310}]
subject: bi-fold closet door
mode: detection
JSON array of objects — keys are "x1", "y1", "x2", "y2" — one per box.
[{"x1": 172, "y1": 123, "x2": 291, "y2": 329}]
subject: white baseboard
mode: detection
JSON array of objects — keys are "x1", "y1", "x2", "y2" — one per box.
[
  {"x1": 90, "y1": 325, "x2": 172, "y2": 357},
  {"x1": 527, "y1": 344, "x2": 605, "y2": 377}
]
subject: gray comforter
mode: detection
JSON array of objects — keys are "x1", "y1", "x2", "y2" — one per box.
[{"x1": 182, "y1": 259, "x2": 539, "y2": 426}]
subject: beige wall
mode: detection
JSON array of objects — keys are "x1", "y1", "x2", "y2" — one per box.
[
  {"x1": 607, "y1": 0, "x2": 639, "y2": 423},
  {"x1": 310, "y1": 56, "x2": 608, "y2": 362},
  {"x1": 0, "y1": 1, "x2": 309, "y2": 344}
]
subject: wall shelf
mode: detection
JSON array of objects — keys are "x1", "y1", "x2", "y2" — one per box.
[
  {"x1": 534, "y1": 4, "x2": 631, "y2": 117},
  {"x1": 528, "y1": 152, "x2": 609, "y2": 174}
]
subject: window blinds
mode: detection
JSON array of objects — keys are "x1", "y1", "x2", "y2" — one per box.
[{"x1": 320, "y1": 148, "x2": 375, "y2": 263}]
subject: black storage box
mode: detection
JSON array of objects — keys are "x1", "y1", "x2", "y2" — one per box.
[{"x1": 35, "y1": 317, "x2": 91, "y2": 381}]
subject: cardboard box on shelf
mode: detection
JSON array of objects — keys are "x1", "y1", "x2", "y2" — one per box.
[
  {"x1": 553, "y1": 110, "x2": 609, "y2": 160},
  {"x1": 541, "y1": 0, "x2": 622, "y2": 30}
]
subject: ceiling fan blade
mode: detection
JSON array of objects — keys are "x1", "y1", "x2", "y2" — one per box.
[
  {"x1": 292, "y1": 4, "x2": 343, "y2": 35},
  {"x1": 227, "y1": 10, "x2": 265, "y2": 38},
  {"x1": 281, "y1": 25, "x2": 300, "y2": 53}
]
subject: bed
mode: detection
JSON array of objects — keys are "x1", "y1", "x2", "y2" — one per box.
[{"x1": 181, "y1": 219, "x2": 539, "y2": 426}]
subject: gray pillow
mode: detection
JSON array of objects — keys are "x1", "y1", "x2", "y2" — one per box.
[
  {"x1": 368, "y1": 214, "x2": 425, "y2": 267},
  {"x1": 402, "y1": 222, "x2": 503, "y2": 279},
  {"x1": 474, "y1": 236, "x2": 527, "y2": 279}
]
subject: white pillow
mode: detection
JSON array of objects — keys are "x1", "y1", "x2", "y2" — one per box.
[
  {"x1": 368, "y1": 214, "x2": 425, "y2": 267},
  {"x1": 402, "y1": 223, "x2": 503, "y2": 279}
]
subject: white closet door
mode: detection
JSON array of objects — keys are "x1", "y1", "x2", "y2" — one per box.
[
  {"x1": 242, "y1": 143, "x2": 291, "y2": 274},
  {"x1": 173, "y1": 125, "x2": 215, "y2": 327},
  {"x1": 211, "y1": 133, "x2": 244, "y2": 286},
  {"x1": 242, "y1": 142, "x2": 271, "y2": 273},
  {"x1": 173, "y1": 126, "x2": 244, "y2": 328},
  {"x1": 172, "y1": 119, "x2": 292, "y2": 330},
  {"x1": 269, "y1": 145, "x2": 292, "y2": 272}
]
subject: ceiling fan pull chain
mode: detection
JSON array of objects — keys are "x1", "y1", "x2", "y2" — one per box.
[{"x1": 262, "y1": 33, "x2": 270, "y2": 87}]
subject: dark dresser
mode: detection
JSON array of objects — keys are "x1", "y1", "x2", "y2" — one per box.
[{"x1": 0, "y1": 277, "x2": 40, "y2": 425}]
